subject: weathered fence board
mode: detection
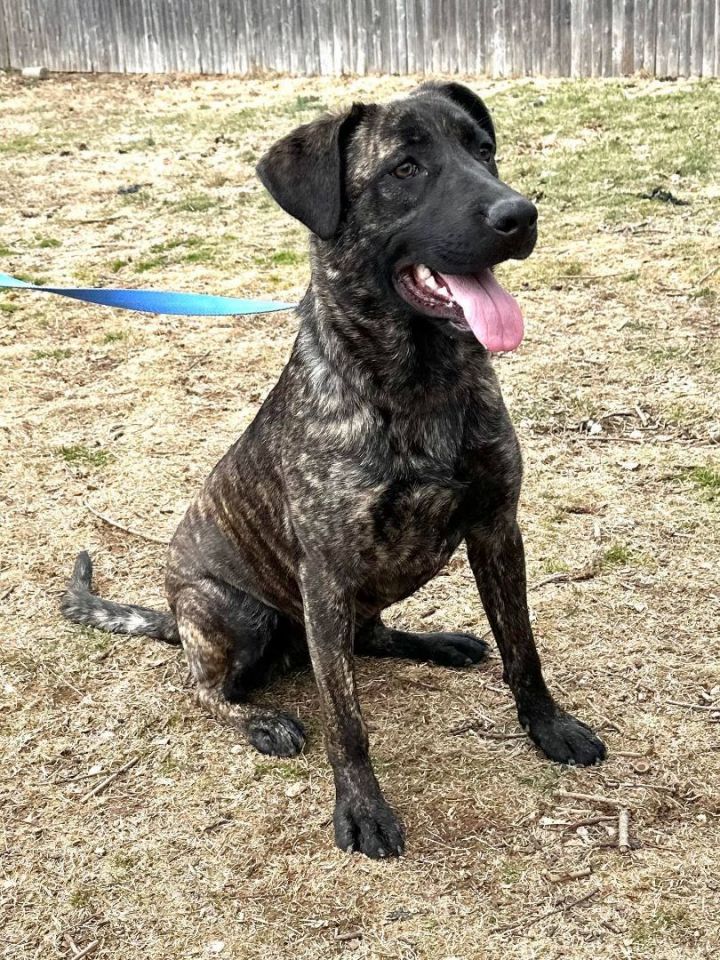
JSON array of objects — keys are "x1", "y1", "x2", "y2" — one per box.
[{"x1": 0, "y1": 0, "x2": 718, "y2": 76}]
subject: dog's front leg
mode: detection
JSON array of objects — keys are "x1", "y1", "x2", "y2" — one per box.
[
  {"x1": 466, "y1": 518, "x2": 606, "y2": 766},
  {"x1": 299, "y1": 560, "x2": 405, "y2": 858}
]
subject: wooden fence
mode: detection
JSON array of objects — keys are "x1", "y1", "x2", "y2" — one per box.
[{"x1": 1, "y1": 1, "x2": 718, "y2": 77}]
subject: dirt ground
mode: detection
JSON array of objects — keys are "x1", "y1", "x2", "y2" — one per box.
[{"x1": 1, "y1": 72, "x2": 718, "y2": 960}]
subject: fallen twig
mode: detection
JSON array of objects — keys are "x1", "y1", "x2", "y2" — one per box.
[
  {"x1": 65, "y1": 940, "x2": 99, "y2": 960},
  {"x1": 62, "y1": 214, "x2": 125, "y2": 225},
  {"x1": 335, "y1": 930, "x2": 363, "y2": 943},
  {"x1": 85, "y1": 502, "x2": 169, "y2": 545},
  {"x1": 602, "y1": 779, "x2": 676, "y2": 795},
  {"x1": 81, "y1": 755, "x2": 140, "y2": 802},
  {"x1": 696, "y1": 263, "x2": 719, "y2": 287},
  {"x1": 543, "y1": 815, "x2": 616, "y2": 831},
  {"x1": 529, "y1": 561, "x2": 599, "y2": 590},
  {"x1": 618, "y1": 808, "x2": 631, "y2": 853},
  {"x1": 473, "y1": 729, "x2": 527, "y2": 740},
  {"x1": 667, "y1": 699, "x2": 719, "y2": 712},
  {"x1": 450, "y1": 720, "x2": 525, "y2": 740},
  {"x1": 555, "y1": 789, "x2": 629, "y2": 810},
  {"x1": 545, "y1": 866, "x2": 592, "y2": 884},
  {"x1": 494, "y1": 888, "x2": 599, "y2": 934}
]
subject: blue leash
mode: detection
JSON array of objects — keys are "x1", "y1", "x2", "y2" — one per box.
[{"x1": 0, "y1": 271, "x2": 295, "y2": 316}]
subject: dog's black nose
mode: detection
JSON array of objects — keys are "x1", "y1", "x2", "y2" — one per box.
[{"x1": 487, "y1": 197, "x2": 538, "y2": 237}]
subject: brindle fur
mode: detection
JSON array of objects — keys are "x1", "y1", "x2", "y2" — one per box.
[{"x1": 61, "y1": 83, "x2": 606, "y2": 859}]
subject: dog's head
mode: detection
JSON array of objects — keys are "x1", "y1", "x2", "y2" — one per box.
[{"x1": 257, "y1": 83, "x2": 537, "y2": 352}]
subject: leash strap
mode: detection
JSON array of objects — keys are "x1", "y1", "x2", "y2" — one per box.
[{"x1": 0, "y1": 272, "x2": 295, "y2": 316}]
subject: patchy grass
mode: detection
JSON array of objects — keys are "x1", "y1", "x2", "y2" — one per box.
[
  {"x1": 31, "y1": 347, "x2": 73, "y2": 360},
  {"x1": 57, "y1": 444, "x2": 113, "y2": 468},
  {"x1": 169, "y1": 192, "x2": 219, "y2": 213},
  {"x1": 1, "y1": 73, "x2": 719, "y2": 960},
  {"x1": 101, "y1": 330, "x2": 128, "y2": 343},
  {"x1": 686, "y1": 466, "x2": 720, "y2": 501}
]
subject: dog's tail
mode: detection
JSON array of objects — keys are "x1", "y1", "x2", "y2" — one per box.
[{"x1": 60, "y1": 551, "x2": 180, "y2": 644}]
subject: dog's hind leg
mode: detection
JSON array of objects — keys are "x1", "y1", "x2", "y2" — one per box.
[
  {"x1": 356, "y1": 617, "x2": 490, "y2": 668},
  {"x1": 174, "y1": 581, "x2": 306, "y2": 757}
]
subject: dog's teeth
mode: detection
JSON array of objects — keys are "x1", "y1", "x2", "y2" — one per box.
[
  {"x1": 426, "y1": 274, "x2": 438, "y2": 289},
  {"x1": 416, "y1": 264, "x2": 431, "y2": 280}
]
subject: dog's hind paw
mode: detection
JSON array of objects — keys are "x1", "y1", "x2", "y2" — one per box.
[
  {"x1": 247, "y1": 711, "x2": 306, "y2": 757},
  {"x1": 333, "y1": 793, "x2": 405, "y2": 859},
  {"x1": 527, "y1": 710, "x2": 606, "y2": 766},
  {"x1": 413, "y1": 630, "x2": 490, "y2": 667}
]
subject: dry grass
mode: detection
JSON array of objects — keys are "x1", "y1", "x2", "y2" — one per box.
[{"x1": 1, "y1": 72, "x2": 719, "y2": 960}]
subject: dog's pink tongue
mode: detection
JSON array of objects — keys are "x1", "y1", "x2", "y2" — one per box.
[{"x1": 438, "y1": 268, "x2": 524, "y2": 352}]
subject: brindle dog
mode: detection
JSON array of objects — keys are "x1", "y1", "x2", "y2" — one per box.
[{"x1": 61, "y1": 82, "x2": 606, "y2": 859}]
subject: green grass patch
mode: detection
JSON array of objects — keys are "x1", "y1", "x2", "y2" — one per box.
[
  {"x1": 169, "y1": 193, "x2": 218, "y2": 213},
  {"x1": 0, "y1": 301, "x2": 20, "y2": 314},
  {"x1": 57, "y1": 444, "x2": 113, "y2": 468},
  {"x1": 0, "y1": 134, "x2": 38, "y2": 155},
  {"x1": 601, "y1": 544, "x2": 636, "y2": 569},
  {"x1": 31, "y1": 348, "x2": 72, "y2": 360},
  {"x1": 68, "y1": 886, "x2": 93, "y2": 908},
  {"x1": 270, "y1": 250, "x2": 304, "y2": 266},
  {"x1": 253, "y1": 760, "x2": 306, "y2": 782},
  {"x1": 630, "y1": 906, "x2": 690, "y2": 946},
  {"x1": 183, "y1": 247, "x2": 218, "y2": 264},
  {"x1": 686, "y1": 466, "x2": 720, "y2": 501},
  {"x1": 561, "y1": 259, "x2": 584, "y2": 276},
  {"x1": 285, "y1": 94, "x2": 328, "y2": 116},
  {"x1": 33, "y1": 236, "x2": 62, "y2": 249},
  {"x1": 101, "y1": 330, "x2": 127, "y2": 344},
  {"x1": 134, "y1": 254, "x2": 169, "y2": 273},
  {"x1": 13, "y1": 272, "x2": 47, "y2": 286}
]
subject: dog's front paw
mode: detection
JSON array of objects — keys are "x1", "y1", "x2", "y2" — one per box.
[
  {"x1": 333, "y1": 792, "x2": 405, "y2": 859},
  {"x1": 527, "y1": 710, "x2": 606, "y2": 766}
]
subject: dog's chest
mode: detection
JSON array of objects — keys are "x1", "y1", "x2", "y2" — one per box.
[
  {"x1": 285, "y1": 385, "x2": 520, "y2": 606},
  {"x1": 323, "y1": 419, "x2": 514, "y2": 605}
]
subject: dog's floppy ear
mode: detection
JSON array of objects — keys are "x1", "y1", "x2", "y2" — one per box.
[
  {"x1": 416, "y1": 82, "x2": 496, "y2": 145},
  {"x1": 256, "y1": 104, "x2": 366, "y2": 240}
]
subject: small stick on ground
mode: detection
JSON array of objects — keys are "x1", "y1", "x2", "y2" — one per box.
[
  {"x1": 64, "y1": 934, "x2": 80, "y2": 955},
  {"x1": 529, "y1": 562, "x2": 599, "y2": 590},
  {"x1": 64, "y1": 939, "x2": 99, "y2": 960},
  {"x1": 666, "y1": 700, "x2": 719, "y2": 712},
  {"x1": 494, "y1": 889, "x2": 599, "y2": 934},
  {"x1": 545, "y1": 866, "x2": 592, "y2": 883},
  {"x1": 335, "y1": 930, "x2": 363, "y2": 943},
  {"x1": 542, "y1": 815, "x2": 616, "y2": 831},
  {"x1": 618, "y1": 808, "x2": 631, "y2": 853},
  {"x1": 450, "y1": 720, "x2": 526, "y2": 740},
  {"x1": 473, "y1": 729, "x2": 527, "y2": 740},
  {"x1": 696, "y1": 263, "x2": 719, "y2": 287},
  {"x1": 555, "y1": 789, "x2": 629, "y2": 809},
  {"x1": 85, "y1": 502, "x2": 169, "y2": 545},
  {"x1": 81, "y1": 755, "x2": 140, "y2": 802}
]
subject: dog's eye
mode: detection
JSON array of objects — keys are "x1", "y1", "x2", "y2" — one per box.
[
  {"x1": 392, "y1": 161, "x2": 419, "y2": 180},
  {"x1": 477, "y1": 145, "x2": 494, "y2": 162}
]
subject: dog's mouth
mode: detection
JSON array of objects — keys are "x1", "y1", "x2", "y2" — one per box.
[{"x1": 394, "y1": 264, "x2": 524, "y2": 353}]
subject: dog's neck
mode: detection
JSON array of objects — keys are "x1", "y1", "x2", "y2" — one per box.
[{"x1": 298, "y1": 240, "x2": 489, "y2": 411}]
